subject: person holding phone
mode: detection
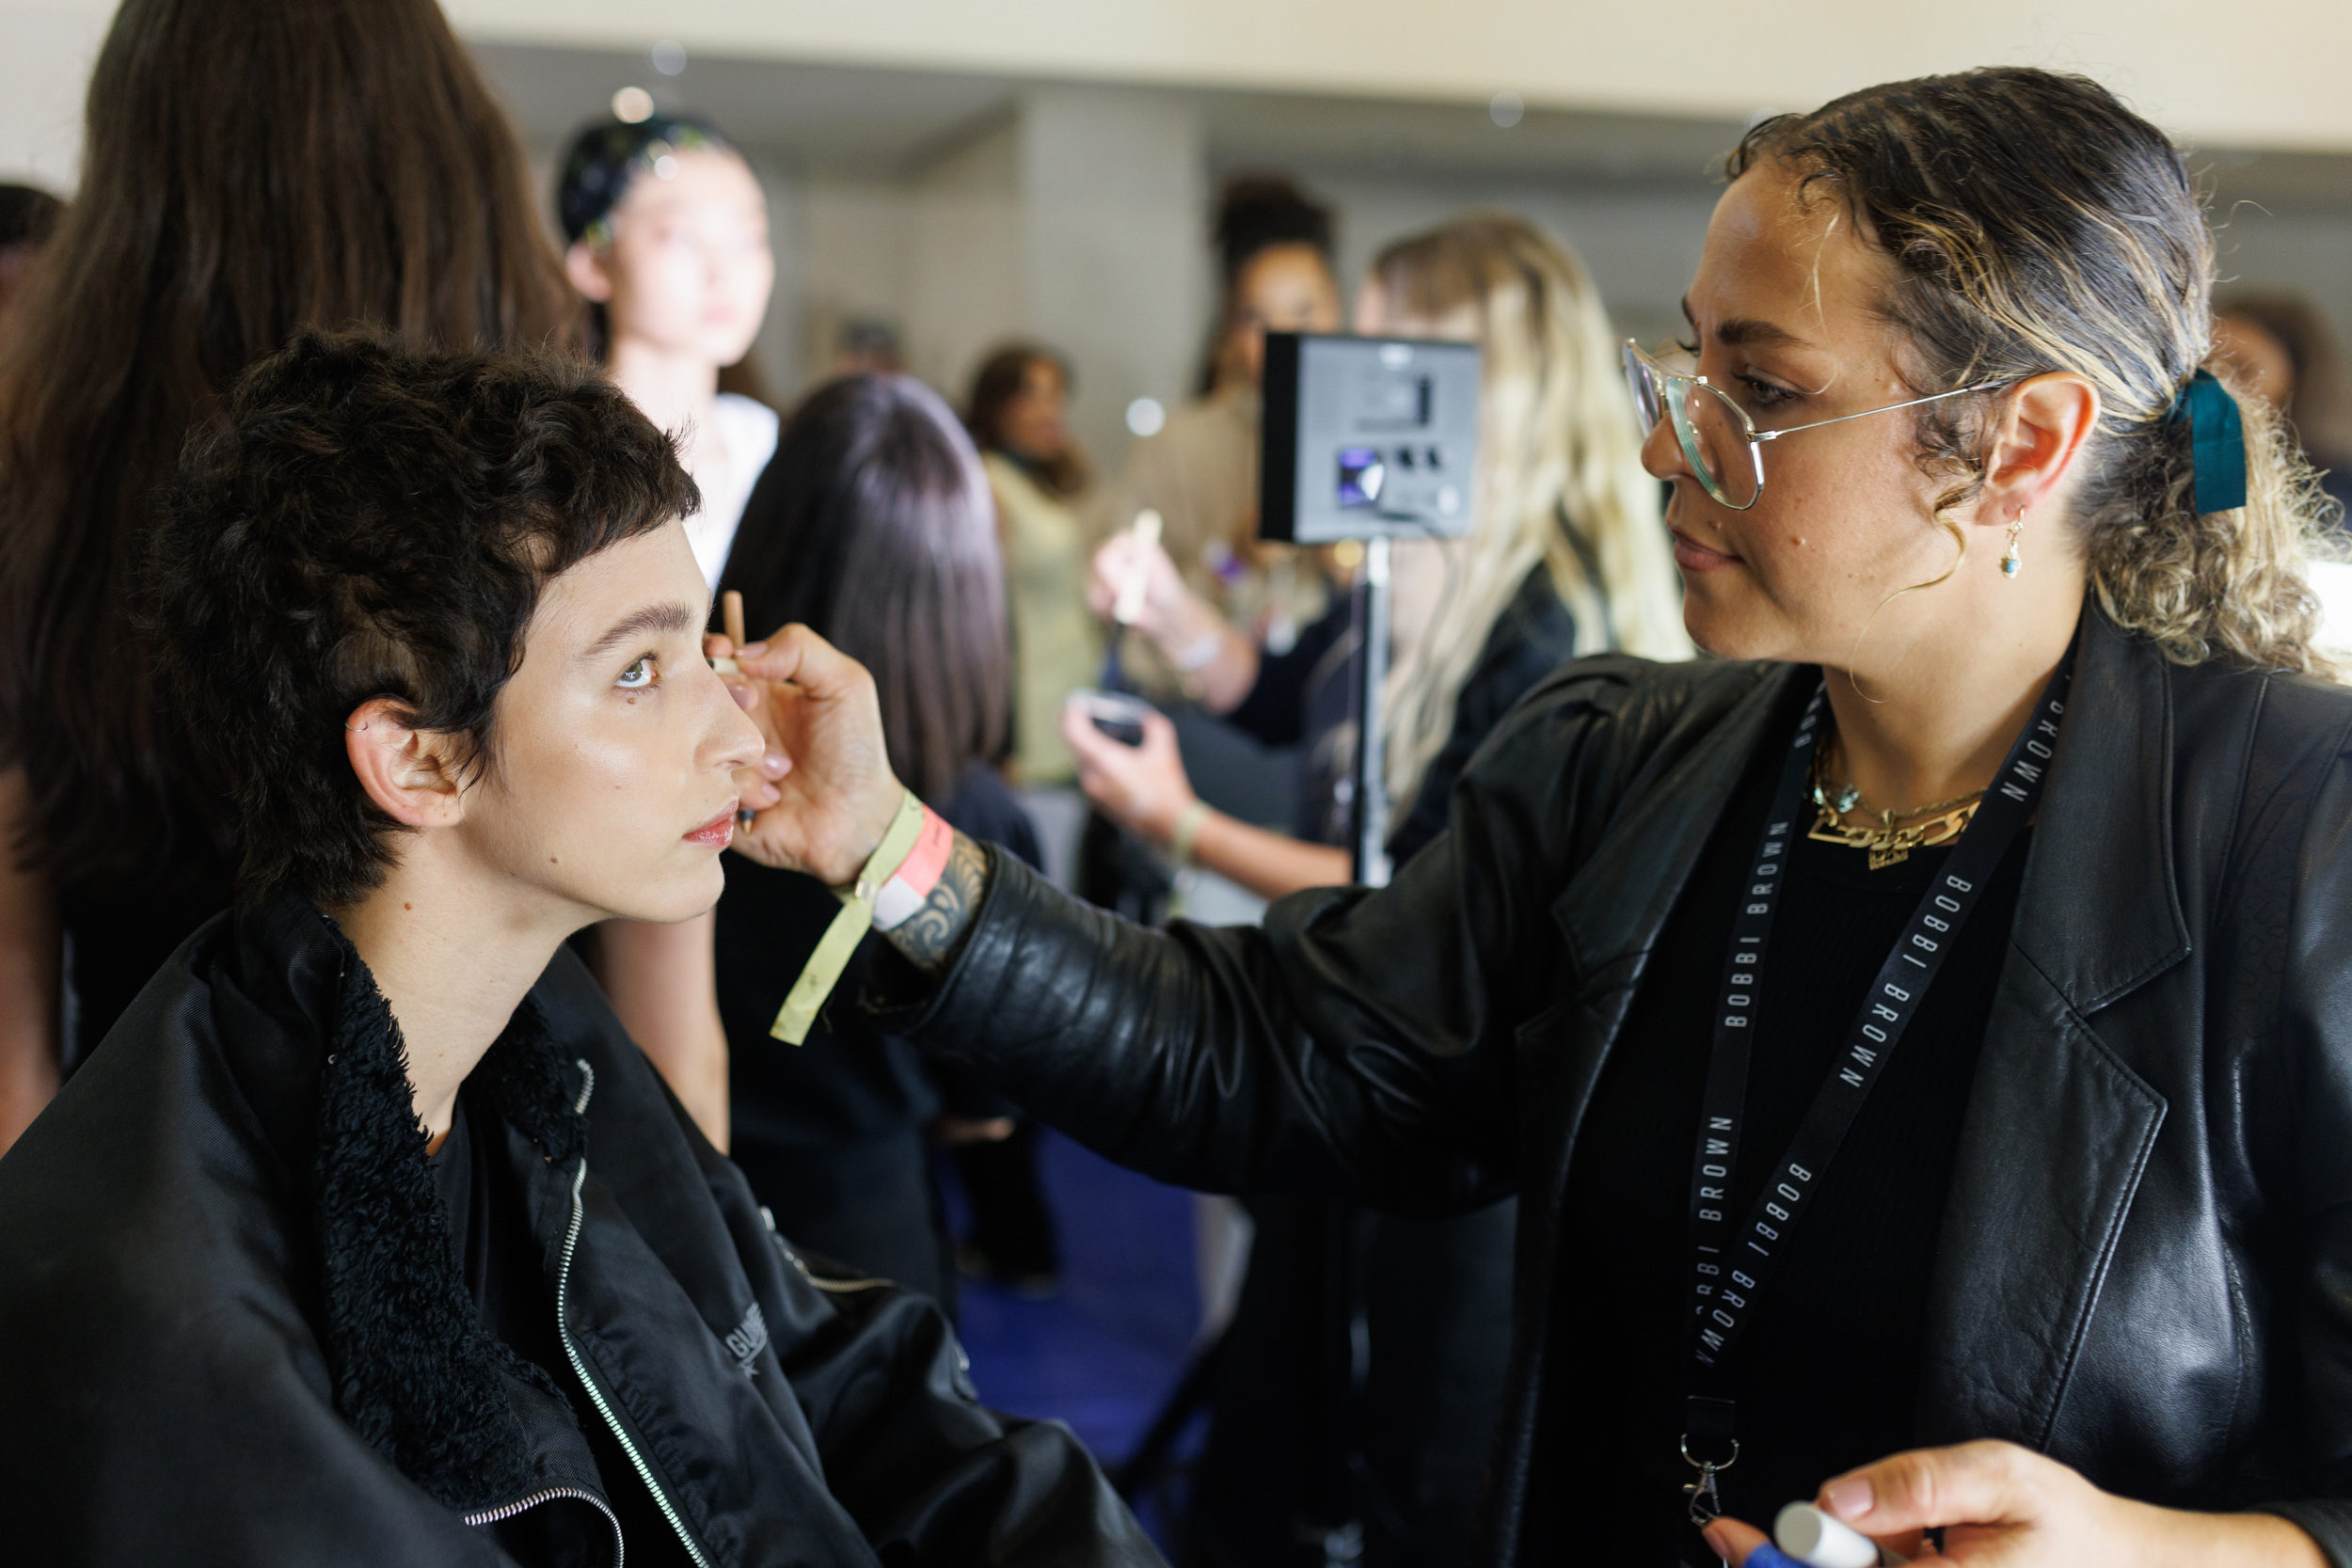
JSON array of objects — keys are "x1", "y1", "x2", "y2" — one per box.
[
  {"x1": 721, "y1": 67, "x2": 2352, "y2": 1567},
  {"x1": 1063, "y1": 213, "x2": 1690, "y2": 1564}
]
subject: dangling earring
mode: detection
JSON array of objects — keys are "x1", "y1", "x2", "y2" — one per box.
[{"x1": 2001, "y1": 507, "x2": 2026, "y2": 578}]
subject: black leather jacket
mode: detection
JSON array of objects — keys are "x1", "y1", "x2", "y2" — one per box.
[
  {"x1": 0, "y1": 895, "x2": 1158, "y2": 1568},
  {"x1": 888, "y1": 608, "x2": 2352, "y2": 1566}
]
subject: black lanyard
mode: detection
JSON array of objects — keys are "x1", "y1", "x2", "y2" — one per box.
[{"x1": 1678, "y1": 649, "x2": 2075, "y2": 1520}]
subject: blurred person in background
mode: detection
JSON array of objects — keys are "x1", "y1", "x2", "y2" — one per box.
[
  {"x1": 558, "y1": 111, "x2": 782, "y2": 1130},
  {"x1": 960, "y1": 342, "x2": 1098, "y2": 1292},
  {"x1": 832, "y1": 315, "x2": 906, "y2": 378},
  {"x1": 0, "y1": 183, "x2": 62, "y2": 334},
  {"x1": 0, "y1": 0, "x2": 580, "y2": 1156},
  {"x1": 1064, "y1": 213, "x2": 1689, "y2": 1567},
  {"x1": 1100, "y1": 175, "x2": 1345, "y2": 667},
  {"x1": 616, "y1": 373, "x2": 1043, "y2": 1305},
  {"x1": 1072, "y1": 214, "x2": 1688, "y2": 893},
  {"x1": 968, "y1": 342, "x2": 1101, "y2": 790},
  {"x1": 557, "y1": 112, "x2": 778, "y2": 592},
  {"x1": 2213, "y1": 292, "x2": 2352, "y2": 521}
]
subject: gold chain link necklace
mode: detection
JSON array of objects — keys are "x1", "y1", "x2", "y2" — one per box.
[{"x1": 1806, "y1": 743, "x2": 1988, "y2": 870}]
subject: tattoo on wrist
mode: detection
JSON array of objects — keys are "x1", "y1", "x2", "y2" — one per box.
[{"x1": 884, "y1": 830, "x2": 988, "y2": 976}]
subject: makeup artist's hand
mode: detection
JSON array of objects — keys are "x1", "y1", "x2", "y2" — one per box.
[
  {"x1": 1086, "y1": 531, "x2": 1189, "y2": 635},
  {"x1": 709, "y1": 625, "x2": 906, "y2": 888},
  {"x1": 1702, "y1": 1440, "x2": 2324, "y2": 1567}
]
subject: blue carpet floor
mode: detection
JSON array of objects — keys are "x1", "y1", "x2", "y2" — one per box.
[{"x1": 940, "y1": 1128, "x2": 1207, "y2": 1542}]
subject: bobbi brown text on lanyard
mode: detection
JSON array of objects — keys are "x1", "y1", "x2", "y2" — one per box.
[{"x1": 1677, "y1": 636, "x2": 2078, "y2": 1530}]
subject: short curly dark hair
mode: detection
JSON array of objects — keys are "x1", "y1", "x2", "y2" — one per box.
[{"x1": 147, "y1": 328, "x2": 696, "y2": 908}]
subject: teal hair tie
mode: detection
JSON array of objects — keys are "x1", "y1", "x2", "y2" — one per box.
[{"x1": 2169, "y1": 366, "x2": 2248, "y2": 515}]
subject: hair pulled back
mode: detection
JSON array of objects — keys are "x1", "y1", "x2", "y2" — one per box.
[{"x1": 1733, "y1": 67, "x2": 2337, "y2": 673}]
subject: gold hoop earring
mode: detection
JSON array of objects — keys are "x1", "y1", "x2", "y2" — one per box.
[{"x1": 2001, "y1": 508, "x2": 2026, "y2": 579}]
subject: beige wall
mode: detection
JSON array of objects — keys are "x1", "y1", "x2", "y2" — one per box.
[
  {"x1": 445, "y1": 0, "x2": 2352, "y2": 152},
  {"x1": 9, "y1": 0, "x2": 2352, "y2": 191},
  {"x1": 0, "y1": 5, "x2": 102, "y2": 189}
]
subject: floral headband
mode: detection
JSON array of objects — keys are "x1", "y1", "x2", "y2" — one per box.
[{"x1": 556, "y1": 114, "x2": 725, "y2": 247}]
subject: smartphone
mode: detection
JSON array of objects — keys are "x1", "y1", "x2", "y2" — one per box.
[{"x1": 1069, "y1": 688, "x2": 1152, "y2": 747}]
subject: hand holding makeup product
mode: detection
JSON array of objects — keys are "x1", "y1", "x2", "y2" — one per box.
[{"x1": 1772, "y1": 1502, "x2": 1904, "y2": 1567}]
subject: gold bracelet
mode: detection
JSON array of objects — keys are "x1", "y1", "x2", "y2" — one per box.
[{"x1": 1169, "y1": 799, "x2": 1212, "y2": 867}]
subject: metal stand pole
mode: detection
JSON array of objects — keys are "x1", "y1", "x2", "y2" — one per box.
[{"x1": 1350, "y1": 537, "x2": 1393, "y2": 889}]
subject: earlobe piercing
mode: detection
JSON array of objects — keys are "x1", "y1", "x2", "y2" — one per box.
[{"x1": 2002, "y1": 507, "x2": 2026, "y2": 578}]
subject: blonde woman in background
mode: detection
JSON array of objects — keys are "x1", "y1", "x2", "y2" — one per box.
[
  {"x1": 1061, "y1": 213, "x2": 1687, "y2": 1567},
  {"x1": 1068, "y1": 213, "x2": 1689, "y2": 898}
]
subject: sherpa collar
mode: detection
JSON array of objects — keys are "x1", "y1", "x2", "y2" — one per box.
[{"x1": 308, "y1": 910, "x2": 589, "y2": 1512}]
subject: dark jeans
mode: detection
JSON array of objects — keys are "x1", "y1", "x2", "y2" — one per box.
[{"x1": 1188, "y1": 1193, "x2": 1518, "y2": 1568}]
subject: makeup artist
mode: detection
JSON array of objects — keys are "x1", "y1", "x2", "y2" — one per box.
[{"x1": 721, "y1": 68, "x2": 2352, "y2": 1568}]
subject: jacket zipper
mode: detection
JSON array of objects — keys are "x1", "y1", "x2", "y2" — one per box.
[
  {"x1": 556, "y1": 1083, "x2": 715, "y2": 1568},
  {"x1": 464, "y1": 1485, "x2": 625, "y2": 1565}
]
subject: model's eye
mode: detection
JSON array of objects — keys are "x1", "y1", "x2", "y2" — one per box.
[{"x1": 616, "y1": 657, "x2": 657, "y2": 690}]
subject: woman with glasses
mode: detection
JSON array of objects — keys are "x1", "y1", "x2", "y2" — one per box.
[{"x1": 723, "y1": 67, "x2": 2351, "y2": 1568}]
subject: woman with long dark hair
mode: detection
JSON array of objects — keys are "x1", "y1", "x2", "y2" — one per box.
[
  {"x1": 703, "y1": 373, "x2": 1038, "y2": 1304},
  {"x1": 730, "y1": 68, "x2": 2352, "y2": 1566},
  {"x1": 0, "y1": 0, "x2": 579, "y2": 1153}
]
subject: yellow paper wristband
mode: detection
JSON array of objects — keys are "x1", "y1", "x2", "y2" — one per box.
[{"x1": 771, "y1": 787, "x2": 927, "y2": 1045}]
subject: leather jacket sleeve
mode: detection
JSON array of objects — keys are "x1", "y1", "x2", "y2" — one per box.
[
  {"x1": 2258, "y1": 731, "x2": 2352, "y2": 1562},
  {"x1": 886, "y1": 658, "x2": 1685, "y2": 1215}
]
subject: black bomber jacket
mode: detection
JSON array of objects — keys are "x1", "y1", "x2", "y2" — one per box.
[
  {"x1": 886, "y1": 607, "x2": 2352, "y2": 1566},
  {"x1": 0, "y1": 895, "x2": 1160, "y2": 1568}
]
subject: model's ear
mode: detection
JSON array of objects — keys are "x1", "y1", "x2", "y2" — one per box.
[
  {"x1": 564, "y1": 240, "x2": 614, "y2": 305},
  {"x1": 342, "y1": 698, "x2": 469, "y2": 830}
]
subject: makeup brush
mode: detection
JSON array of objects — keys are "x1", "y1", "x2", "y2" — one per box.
[
  {"x1": 710, "y1": 589, "x2": 746, "y2": 675},
  {"x1": 1100, "y1": 509, "x2": 1162, "y2": 693}
]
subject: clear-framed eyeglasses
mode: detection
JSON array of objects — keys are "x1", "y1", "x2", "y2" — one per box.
[{"x1": 1622, "y1": 340, "x2": 2006, "y2": 511}]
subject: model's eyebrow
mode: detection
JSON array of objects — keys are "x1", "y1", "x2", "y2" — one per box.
[
  {"x1": 580, "y1": 600, "x2": 698, "y2": 663},
  {"x1": 1680, "y1": 294, "x2": 1806, "y2": 351}
]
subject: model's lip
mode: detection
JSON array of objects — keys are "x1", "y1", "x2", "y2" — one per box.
[
  {"x1": 1669, "y1": 525, "x2": 1741, "y2": 570},
  {"x1": 684, "y1": 805, "x2": 738, "y2": 847}
]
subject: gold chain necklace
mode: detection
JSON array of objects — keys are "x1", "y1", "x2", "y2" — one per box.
[{"x1": 1806, "y1": 745, "x2": 1987, "y2": 870}]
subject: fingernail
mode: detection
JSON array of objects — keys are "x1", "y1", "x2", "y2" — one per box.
[
  {"x1": 1822, "y1": 1477, "x2": 1872, "y2": 1518},
  {"x1": 732, "y1": 686, "x2": 756, "y2": 710},
  {"x1": 739, "y1": 641, "x2": 766, "y2": 657},
  {"x1": 763, "y1": 750, "x2": 788, "y2": 776},
  {"x1": 1698, "y1": 1522, "x2": 1728, "y2": 1559}
]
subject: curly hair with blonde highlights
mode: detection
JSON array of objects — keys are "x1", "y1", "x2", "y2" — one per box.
[{"x1": 1732, "y1": 67, "x2": 2341, "y2": 674}]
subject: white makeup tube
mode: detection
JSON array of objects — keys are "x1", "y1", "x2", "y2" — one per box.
[
  {"x1": 1772, "y1": 1502, "x2": 1904, "y2": 1568},
  {"x1": 1112, "y1": 509, "x2": 1163, "y2": 626}
]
